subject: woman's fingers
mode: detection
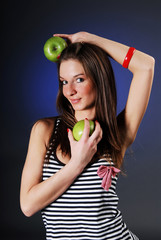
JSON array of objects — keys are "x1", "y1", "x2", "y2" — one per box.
[
  {"x1": 81, "y1": 119, "x2": 102, "y2": 144},
  {"x1": 67, "y1": 120, "x2": 103, "y2": 167},
  {"x1": 53, "y1": 33, "x2": 73, "y2": 42},
  {"x1": 53, "y1": 32, "x2": 87, "y2": 44},
  {"x1": 67, "y1": 128, "x2": 75, "y2": 144},
  {"x1": 67, "y1": 119, "x2": 102, "y2": 154},
  {"x1": 81, "y1": 119, "x2": 91, "y2": 140},
  {"x1": 67, "y1": 119, "x2": 92, "y2": 145},
  {"x1": 90, "y1": 120, "x2": 102, "y2": 143},
  {"x1": 54, "y1": 33, "x2": 69, "y2": 37}
]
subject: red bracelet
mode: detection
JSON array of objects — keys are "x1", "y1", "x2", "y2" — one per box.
[{"x1": 122, "y1": 47, "x2": 136, "y2": 68}]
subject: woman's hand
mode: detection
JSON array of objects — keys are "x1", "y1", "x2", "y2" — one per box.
[
  {"x1": 53, "y1": 31, "x2": 95, "y2": 44},
  {"x1": 67, "y1": 119, "x2": 102, "y2": 170}
]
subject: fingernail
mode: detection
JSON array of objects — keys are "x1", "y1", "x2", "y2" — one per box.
[
  {"x1": 85, "y1": 118, "x2": 88, "y2": 120},
  {"x1": 57, "y1": 54, "x2": 61, "y2": 59},
  {"x1": 67, "y1": 128, "x2": 69, "y2": 133},
  {"x1": 95, "y1": 120, "x2": 98, "y2": 123}
]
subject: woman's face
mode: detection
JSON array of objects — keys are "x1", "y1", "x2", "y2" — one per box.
[{"x1": 59, "y1": 59, "x2": 96, "y2": 118}]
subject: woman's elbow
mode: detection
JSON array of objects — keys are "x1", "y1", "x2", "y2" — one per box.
[
  {"x1": 139, "y1": 55, "x2": 155, "y2": 79},
  {"x1": 131, "y1": 54, "x2": 155, "y2": 74},
  {"x1": 147, "y1": 56, "x2": 155, "y2": 72},
  {"x1": 20, "y1": 199, "x2": 35, "y2": 217}
]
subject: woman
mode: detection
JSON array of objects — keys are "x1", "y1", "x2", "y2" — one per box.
[{"x1": 20, "y1": 32, "x2": 155, "y2": 239}]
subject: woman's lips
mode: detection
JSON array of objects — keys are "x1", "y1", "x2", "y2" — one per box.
[{"x1": 70, "y1": 99, "x2": 81, "y2": 104}]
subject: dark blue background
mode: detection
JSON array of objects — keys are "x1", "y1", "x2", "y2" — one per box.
[{"x1": 2, "y1": 0, "x2": 161, "y2": 239}]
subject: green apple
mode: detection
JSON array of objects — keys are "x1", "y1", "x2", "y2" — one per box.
[
  {"x1": 73, "y1": 120, "x2": 95, "y2": 141},
  {"x1": 44, "y1": 36, "x2": 67, "y2": 62}
]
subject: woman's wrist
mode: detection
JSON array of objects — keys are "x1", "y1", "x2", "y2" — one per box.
[
  {"x1": 83, "y1": 33, "x2": 100, "y2": 45},
  {"x1": 68, "y1": 157, "x2": 86, "y2": 175}
]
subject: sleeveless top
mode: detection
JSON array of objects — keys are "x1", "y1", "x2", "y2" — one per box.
[{"x1": 41, "y1": 118, "x2": 139, "y2": 240}]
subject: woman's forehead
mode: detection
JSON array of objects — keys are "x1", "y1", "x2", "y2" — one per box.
[{"x1": 59, "y1": 59, "x2": 85, "y2": 78}]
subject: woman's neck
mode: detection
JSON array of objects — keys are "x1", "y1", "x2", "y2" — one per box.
[{"x1": 75, "y1": 108, "x2": 96, "y2": 121}]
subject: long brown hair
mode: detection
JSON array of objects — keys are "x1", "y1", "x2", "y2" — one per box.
[{"x1": 47, "y1": 42, "x2": 123, "y2": 168}]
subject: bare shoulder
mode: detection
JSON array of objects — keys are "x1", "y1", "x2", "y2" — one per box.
[
  {"x1": 31, "y1": 117, "x2": 57, "y2": 146},
  {"x1": 33, "y1": 117, "x2": 56, "y2": 130}
]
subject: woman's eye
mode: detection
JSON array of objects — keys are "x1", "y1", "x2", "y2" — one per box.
[
  {"x1": 76, "y1": 78, "x2": 84, "y2": 83},
  {"x1": 62, "y1": 80, "x2": 68, "y2": 85}
]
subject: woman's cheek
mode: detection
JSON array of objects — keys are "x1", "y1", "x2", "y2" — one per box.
[{"x1": 79, "y1": 83, "x2": 93, "y2": 95}]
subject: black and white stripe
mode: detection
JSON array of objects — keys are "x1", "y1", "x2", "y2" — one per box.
[{"x1": 41, "y1": 118, "x2": 139, "y2": 240}]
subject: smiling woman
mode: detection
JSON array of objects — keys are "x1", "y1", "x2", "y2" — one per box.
[
  {"x1": 59, "y1": 59, "x2": 96, "y2": 120},
  {"x1": 20, "y1": 31, "x2": 154, "y2": 240}
]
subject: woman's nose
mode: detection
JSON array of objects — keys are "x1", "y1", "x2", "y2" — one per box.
[{"x1": 66, "y1": 83, "x2": 77, "y2": 96}]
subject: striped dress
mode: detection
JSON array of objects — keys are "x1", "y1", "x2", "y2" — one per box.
[{"x1": 41, "y1": 118, "x2": 139, "y2": 240}]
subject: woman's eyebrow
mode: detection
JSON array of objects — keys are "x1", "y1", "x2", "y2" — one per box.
[
  {"x1": 59, "y1": 73, "x2": 85, "y2": 80},
  {"x1": 73, "y1": 73, "x2": 85, "y2": 78}
]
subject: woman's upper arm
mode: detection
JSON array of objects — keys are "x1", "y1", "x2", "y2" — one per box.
[
  {"x1": 118, "y1": 54, "x2": 155, "y2": 149},
  {"x1": 20, "y1": 119, "x2": 54, "y2": 197}
]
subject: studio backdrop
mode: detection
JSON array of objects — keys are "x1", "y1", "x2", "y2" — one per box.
[{"x1": 2, "y1": 0, "x2": 161, "y2": 239}]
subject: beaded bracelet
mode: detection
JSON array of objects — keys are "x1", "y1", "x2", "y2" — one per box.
[{"x1": 122, "y1": 47, "x2": 136, "y2": 68}]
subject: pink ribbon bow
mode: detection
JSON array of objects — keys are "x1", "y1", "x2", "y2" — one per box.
[{"x1": 97, "y1": 165, "x2": 120, "y2": 191}]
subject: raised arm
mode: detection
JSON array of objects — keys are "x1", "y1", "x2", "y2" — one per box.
[
  {"x1": 54, "y1": 32, "x2": 155, "y2": 151},
  {"x1": 89, "y1": 33, "x2": 155, "y2": 149}
]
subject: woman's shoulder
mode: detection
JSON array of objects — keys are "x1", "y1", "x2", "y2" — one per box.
[
  {"x1": 31, "y1": 116, "x2": 59, "y2": 145},
  {"x1": 33, "y1": 116, "x2": 57, "y2": 130}
]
